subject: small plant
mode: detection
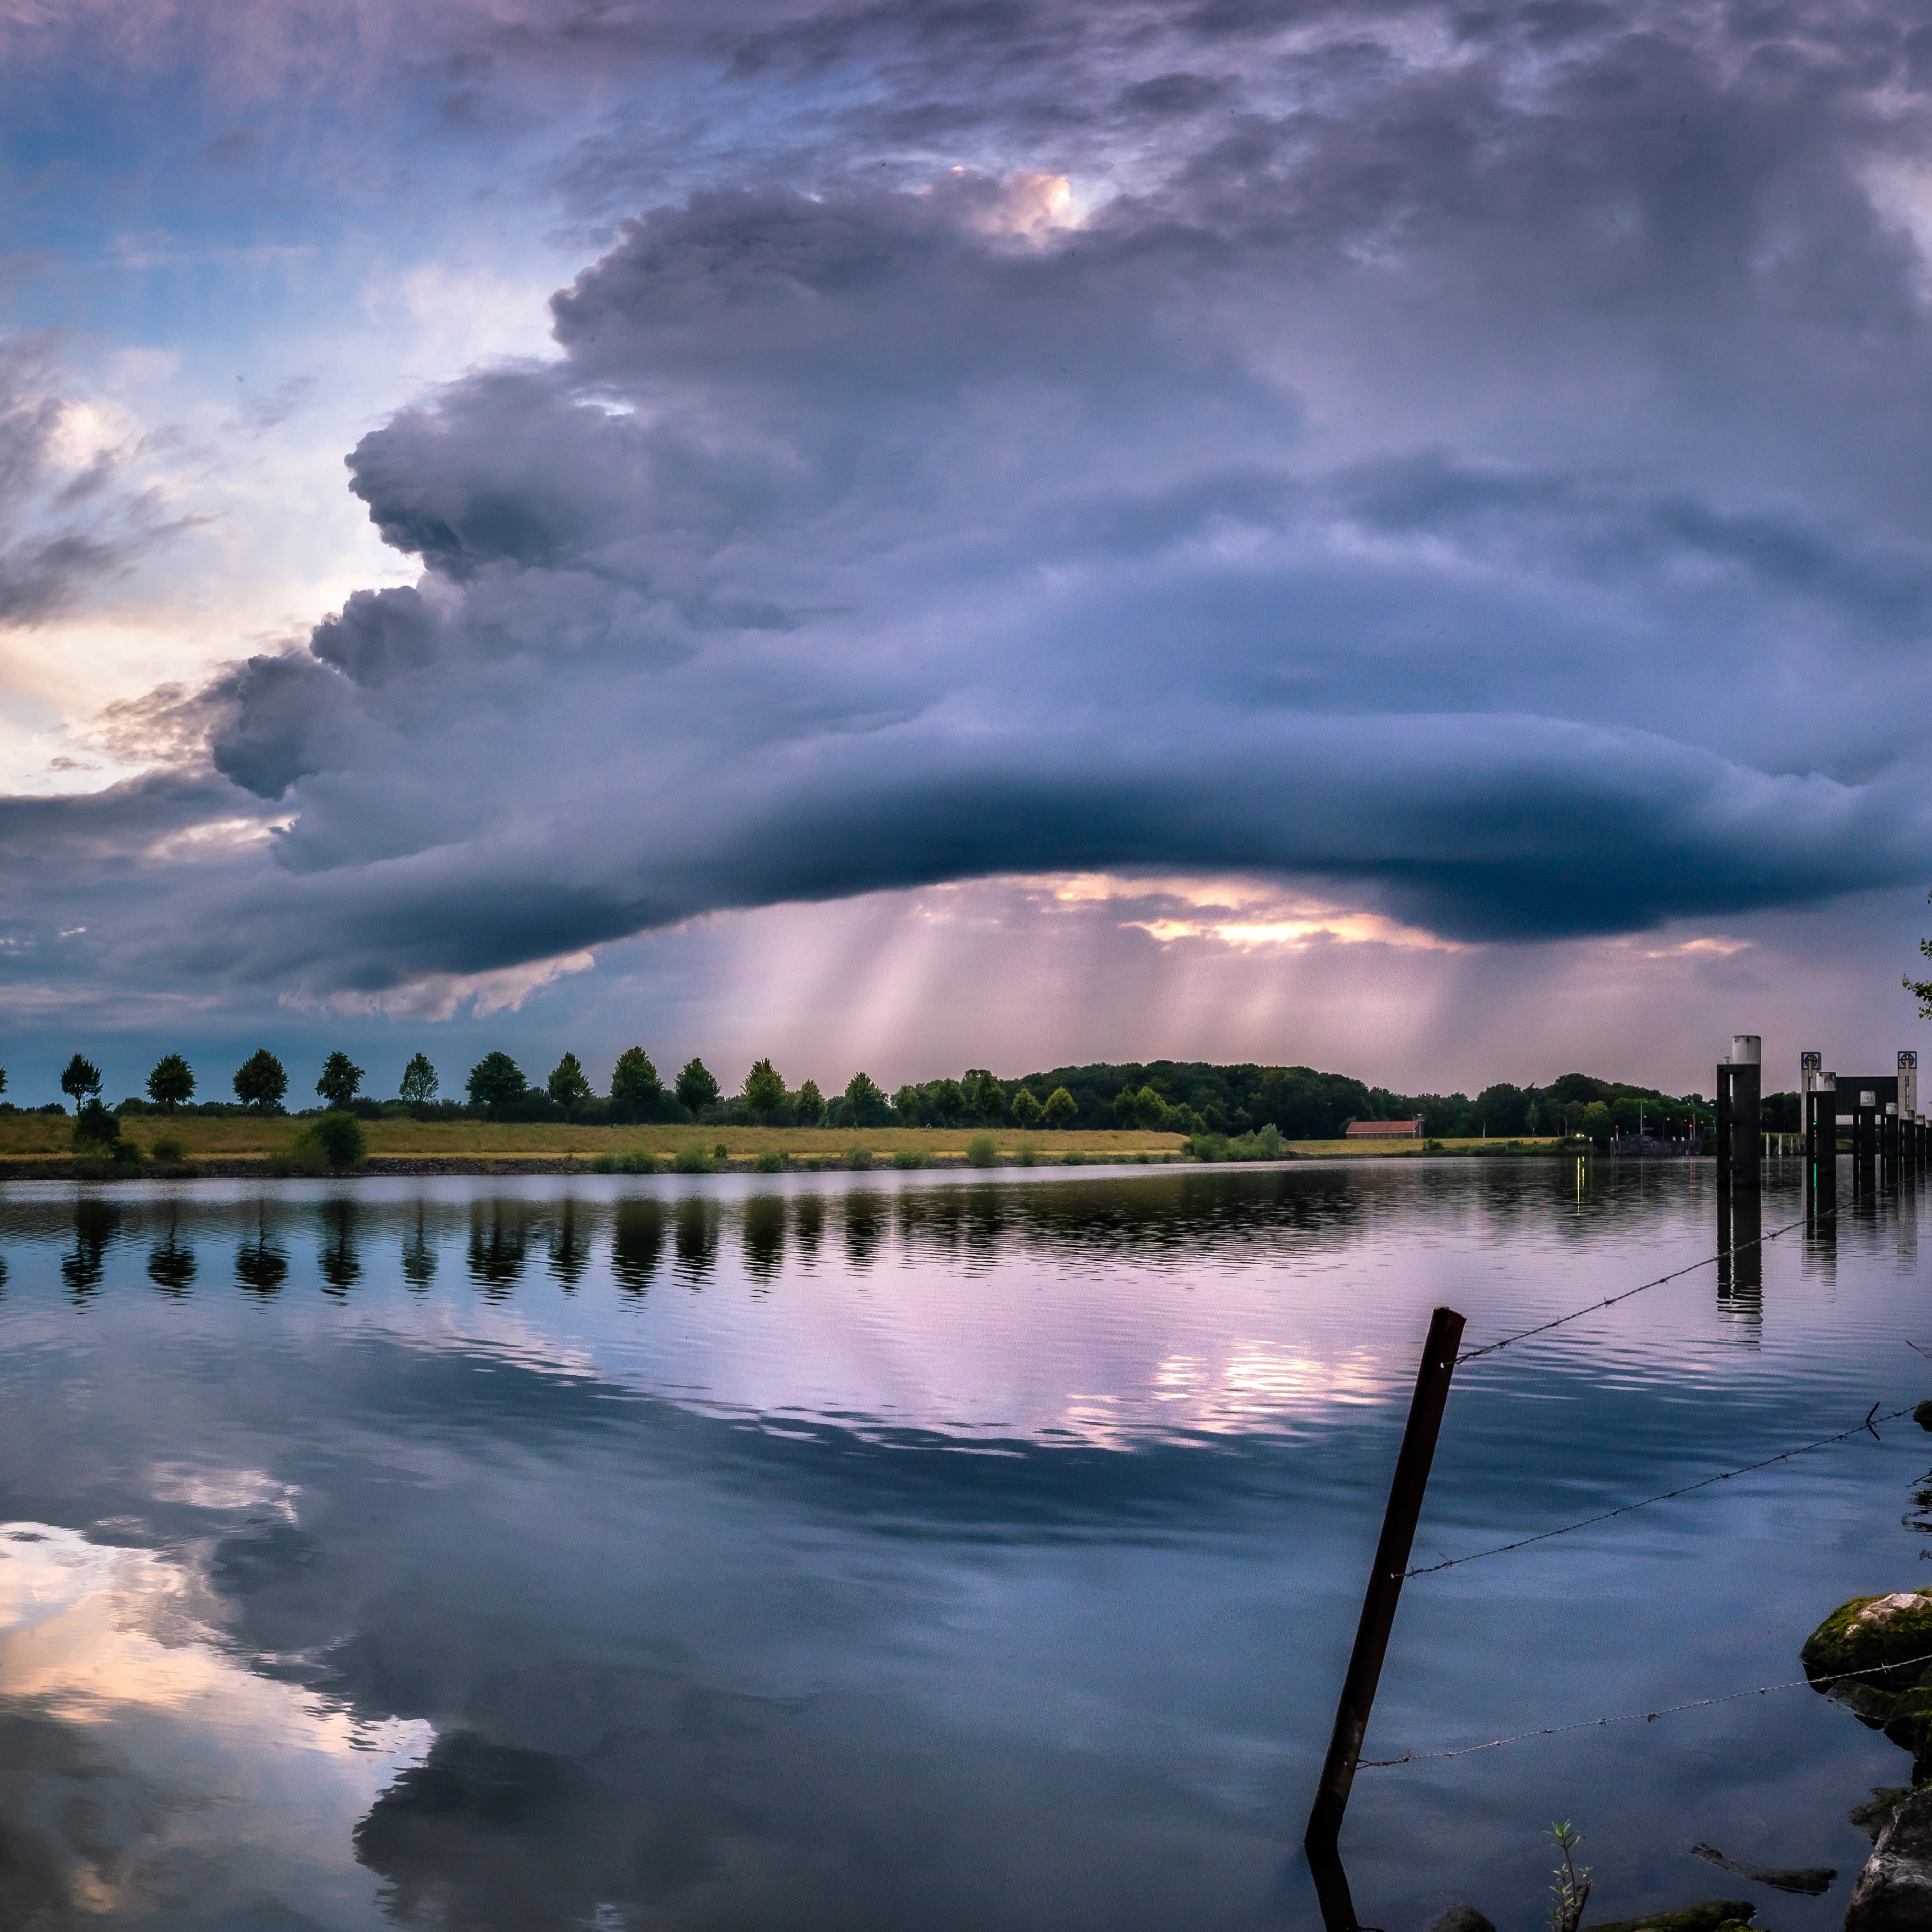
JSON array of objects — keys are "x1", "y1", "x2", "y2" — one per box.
[
  {"x1": 151, "y1": 1136, "x2": 185, "y2": 1164},
  {"x1": 588, "y1": 1153, "x2": 618, "y2": 1174},
  {"x1": 287, "y1": 1111, "x2": 367, "y2": 1173},
  {"x1": 966, "y1": 1133, "x2": 997, "y2": 1168},
  {"x1": 754, "y1": 1149, "x2": 784, "y2": 1173},
  {"x1": 672, "y1": 1140, "x2": 712, "y2": 1174},
  {"x1": 892, "y1": 1147, "x2": 928, "y2": 1169},
  {"x1": 713, "y1": 1142, "x2": 730, "y2": 1160},
  {"x1": 1016, "y1": 1143, "x2": 1038, "y2": 1166},
  {"x1": 1062, "y1": 1149, "x2": 1086, "y2": 1166},
  {"x1": 619, "y1": 1150, "x2": 661, "y2": 1175},
  {"x1": 845, "y1": 1146, "x2": 874, "y2": 1170},
  {"x1": 1545, "y1": 1822, "x2": 1591, "y2": 1932}
]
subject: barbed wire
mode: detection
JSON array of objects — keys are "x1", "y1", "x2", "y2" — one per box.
[
  {"x1": 1455, "y1": 1201, "x2": 1833, "y2": 1364},
  {"x1": 1405, "y1": 1399, "x2": 1911, "y2": 1577},
  {"x1": 1361, "y1": 1640, "x2": 1932, "y2": 1767}
]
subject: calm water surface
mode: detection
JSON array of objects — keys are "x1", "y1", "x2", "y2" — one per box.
[{"x1": 0, "y1": 1158, "x2": 1923, "y2": 1930}]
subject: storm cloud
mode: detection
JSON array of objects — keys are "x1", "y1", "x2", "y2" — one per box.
[{"x1": 12, "y1": 0, "x2": 1932, "y2": 1021}]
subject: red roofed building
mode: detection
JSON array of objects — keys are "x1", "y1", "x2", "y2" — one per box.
[{"x1": 1344, "y1": 1117, "x2": 1425, "y2": 1138}]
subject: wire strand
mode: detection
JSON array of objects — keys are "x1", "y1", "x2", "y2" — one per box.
[
  {"x1": 1361, "y1": 1640, "x2": 1932, "y2": 1767},
  {"x1": 1454, "y1": 1200, "x2": 1832, "y2": 1364},
  {"x1": 1405, "y1": 1400, "x2": 1913, "y2": 1577}
]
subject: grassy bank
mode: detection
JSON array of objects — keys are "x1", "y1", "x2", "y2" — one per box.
[{"x1": 0, "y1": 1116, "x2": 1190, "y2": 1167}]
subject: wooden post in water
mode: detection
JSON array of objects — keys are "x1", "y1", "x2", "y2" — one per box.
[{"x1": 1305, "y1": 1304, "x2": 1465, "y2": 1867}]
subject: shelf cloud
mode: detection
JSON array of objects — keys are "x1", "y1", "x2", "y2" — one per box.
[{"x1": 6, "y1": 0, "x2": 1932, "y2": 1061}]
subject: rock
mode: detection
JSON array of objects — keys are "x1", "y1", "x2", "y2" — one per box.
[
  {"x1": 1802, "y1": 1591, "x2": 1932, "y2": 1686},
  {"x1": 1914, "y1": 1398, "x2": 1932, "y2": 1431},
  {"x1": 1851, "y1": 1788, "x2": 1914, "y2": 1841},
  {"x1": 1846, "y1": 1784, "x2": 1932, "y2": 1930},
  {"x1": 1688, "y1": 1842, "x2": 1834, "y2": 1894},
  {"x1": 1425, "y1": 1910, "x2": 1495, "y2": 1932},
  {"x1": 1586, "y1": 1903, "x2": 1754, "y2": 1931}
]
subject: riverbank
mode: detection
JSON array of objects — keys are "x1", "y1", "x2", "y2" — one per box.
[{"x1": 0, "y1": 1122, "x2": 1573, "y2": 1178}]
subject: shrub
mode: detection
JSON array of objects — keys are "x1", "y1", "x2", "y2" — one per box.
[
  {"x1": 892, "y1": 1147, "x2": 929, "y2": 1169},
  {"x1": 672, "y1": 1140, "x2": 713, "y2": 1174},
  {"x1": 1016, "y1": 1143, "x2": 1038, "y2": 1166},
  {"x1": 966, "y1": 1133, "x2": 997, "y2": 1168},
  {"x1": 845, "y1": 1146, "x2": 874, "y2": 1170},
  {"x1": 713, "y1": 1142, "x2": 730, "y2": 1160},
  {"x1": 73, "y1": 1100, "x2": 120, "y2": 1149},
  {"x1": 1062, "y1": 1149, "x2": 1087, "y2": 1166},
  {"x1": 754, "y1": 1149, "x2": 785, "y2": 1173},
  {"x1": 291, "y1": 1112, "x2": 367, "y2": 1171},
  {"x1": 151, "y1": 1137, "x2": 186, "y2": 1164},
  {"x1": 619, "y1": 1150, "x2": 661, "y2": 1175},
  {"x1": 588, "y1": 1153, "x2": 618, "y2": 1174}
]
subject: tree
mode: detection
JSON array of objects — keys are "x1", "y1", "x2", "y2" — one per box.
[
  {"x1": 609, "y1": 1046, "x2": 663, "y2": 1121},
  {"x1": 0, "y1": 1065, "x2": 7, "y2": 1100},
  {"x1": 60, "y1": 1054, "x2": 102, "y2": 1106},
  {"x1": 1011, "y1": 1086, "x2": 1043, "y2": 1129},
  {"x1": 467, "y1": 1051, "x2": 528, "y2": 1111},
  {"x1": 675, "y1": 1057, "x2": 719, "y2": 1115},
  {"x1": 400, "y1": 1053, "x2": 439, "y2": 1105},
  {"x1": 964, "y1": 1068, "x2": 1006, "y2": 1123},
  {"x1": 146, "y1": 1054, "x2": 195, "y2": 1112},
  {"x1": 547, "y1": 1051, "x2": 593, "y2": 1114},
  {"x1": 890, "y1": 1083, "x2": 922, "y2": 1124},
  {"x1": 927, "y1": 1078, "x2": 965, "y2": 1126},
  {"x1": 1582, "y1": 1100, "x2": 1612, "y2": 1142},
  {"x1": 1043, "y1": 1086, "x2": 1077, "y2": 1128},
  {"x1": 742, "y1": 1057, "x2": 787, "y2": 1117},
  {"x1": 316, "y1": 1051, "x2": 365, "y2": 1109},
  {"x1": 793, "y1": 1079, "x2": 826, "y2": 1126},
  {"x1": 233, "y1": 1049, "x2": 288, "y2": 1111},
  {"x1": 1131, "y1": 1085, "x2": 1170, "y2": 1131},
  {"x1": 842, "y1": 1070, "x2": 890, "y2": 1127}
]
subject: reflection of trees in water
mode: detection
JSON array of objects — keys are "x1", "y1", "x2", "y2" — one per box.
[
  {"x1": 236, "y1": 1237, "x2": 288, "y2": 1298},
  {"x1": 147, "y1": 1206, "x2": 197, "y2": 1296},
  {"x1": 674, "y1": 1197, "x2": 719, "y2": 1286},
  {"x1": 791, "y1": 1192, "x2": 823, "y2": 1267},
  {"x1": 547, "y1": 1200, "x2": 590, "y2": 1291},
  {"x1": 611, "y1": 1200, "x2": 664, "y2": 1296},
  {"x1": 318, "y1": 1198, "x2": 362, "y2": 1295},
  {"x1": 844, "y1": 1190, "x2": 886, "y2": 1271},
  {"x1": 743, "y1": 1194, "x2": 785, "y2": 1286},
  {"x1": 402, "y1": 1206, "x2": 437, "y2": 1291},
  {"x1": 469, "y1": 1201, "x2": 531, "y2": 1299},
  {"x1": 62, "y1": 1199, "x2": 116, "y2": 1301}
]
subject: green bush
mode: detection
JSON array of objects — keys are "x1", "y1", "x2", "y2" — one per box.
[
  {"x1": 672, "y1": 1141, "x2": 713, "y2": 1174},
  {"x1": 620, "y1": 1150, "x2": 661, "y2": 1175},
  {"x1": 72, "y1": 1100, "x2": 120, "y2": 1149},
  {"x1": 845, "y1": 1146, "x2": 874, "y2": 1171},
  {"x1": 966, "y1": 1133, "x2": 997, "y2": 1168},
  {"x1": 713, "y1": 1142, "x2": 730, "y2": 1160},
  {"x1": 151, "y1": 1136, "x2": 185, "y2": 1164},
  {"x1": 754, "y1": 1149, "x2": 785, "y2": 1173},
  {"x1": 1062, "y1": 1149, "x2": 1086, "y2": 1166},
  {"x1": 588, "y1": 1153, "x2": 618, "y2": 1174},
  {"x1": 1016, "y1": 1143, "x2": 1038, "y2": 1166},
  {"x1": 285, "y1": 1112, "x2": 366, "y2": 1173},
  {"x1": 892, "y1": 1147, "x2": 929, "y2": 1169}
]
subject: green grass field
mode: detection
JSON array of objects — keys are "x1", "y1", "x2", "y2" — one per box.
[{"x1": 0, "y1": 1114, "x2": 1564, "y2": 1168}]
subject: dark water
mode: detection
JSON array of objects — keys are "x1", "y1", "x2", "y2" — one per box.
[{"x1": 0, "y1": 1158, "x2": 1923, "y2": 1930}]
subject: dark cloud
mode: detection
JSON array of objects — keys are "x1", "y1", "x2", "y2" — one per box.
[{"x1": 15, "y1": 1, "x2": 1932, "y2": 1009}]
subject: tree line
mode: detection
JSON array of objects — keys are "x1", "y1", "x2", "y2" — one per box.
[{"x1": 1, "y1": 1050, "x2": 1737, "y2": 1142}]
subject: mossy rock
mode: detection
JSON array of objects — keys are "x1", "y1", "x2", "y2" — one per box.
[
  {"x1": 1853, "y1": 1787, "x2": 1915, "y2": 1840},
  {"x1": 1587, "y1": 1904, "x2": 1754, "y2": 1932},
  {"x1": 1802, "y1": 1591, "x2": 1932, "y2": 1690}
]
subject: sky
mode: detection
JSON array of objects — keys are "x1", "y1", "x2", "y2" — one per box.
[{"x1": 3, "y1": 0, "x2": 1932, "y2": 1108}]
